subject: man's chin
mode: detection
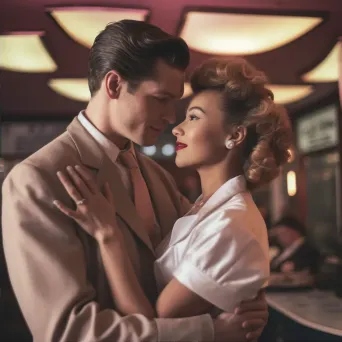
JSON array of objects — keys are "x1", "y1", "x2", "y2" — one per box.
[
  {"x1": 140, "y1": 136, "x2": 159, "y2": 147},
  {"x1": 128, "y1": 136, "x2": 155, "y2": 147}
]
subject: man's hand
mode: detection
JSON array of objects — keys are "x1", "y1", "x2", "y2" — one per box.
[
  {"x1": 213, "y1": 312, "x2": 248, "y2": 342},
  {"x1": 213, "y1": 291, "x2": 269, "y2": 341}
]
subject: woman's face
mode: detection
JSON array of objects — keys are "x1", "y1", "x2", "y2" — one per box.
[{"x1": 172, "y1": 90, "x2": 230, "y2": 169}]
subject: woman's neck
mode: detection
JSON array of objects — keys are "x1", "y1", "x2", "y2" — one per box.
[{"x1": 197, "y1": 156, "x2": 244, "y2": 200}]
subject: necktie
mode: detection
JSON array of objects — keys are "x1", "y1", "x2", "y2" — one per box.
[{"x1": 119, "y1": 150, "x2": 159, "y2": 246}]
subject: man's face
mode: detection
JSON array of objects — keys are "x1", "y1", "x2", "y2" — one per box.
[{"x1": 111, "y1": 59, "x2": 184, "y2": 146}]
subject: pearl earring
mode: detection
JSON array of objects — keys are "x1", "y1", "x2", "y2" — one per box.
[{"x1": 225, "y1": 139, "x2": 235, "y2": 150}]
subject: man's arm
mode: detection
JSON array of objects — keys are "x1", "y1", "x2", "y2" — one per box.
[{"x1": 2, "y1": 163, "x2": 213, "y2": 342}]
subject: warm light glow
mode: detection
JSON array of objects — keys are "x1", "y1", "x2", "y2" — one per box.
[
  {"x1": 268, "y1": 85, "x2": 313, "y2": 104},
  {"x1": 287, "y1": 171, "x2": 297, "y2": 197},
  {"x1": 287, "y1": 148, "x2": 295, "y2": 163},
  {"x1": 182, "y1": 82, "x2": 192, "y2": 98},
  {"x1": 302, "y1": 42, "x2": 340, "y2": 82},
  {"x1": 0, "y1": 32, "x2": 57, "y2": 73},
  {"x1": 182, "y1": 84, "x2": 313, "y2": 104},
  {"x1": 50, "y1": 7, "x2": 149, "y2": 48},
  {"x1": 180, "y1": 12, "x2": 322, "y2": 55},
  {"x1": 48, "y1": 79, "x2": 90, "y2": 102},
  {"x1": 162, "y1": 144, "x2": 175, "y2": 156},
  {"x1": 49, "y1": 79, "x2": 194, "y2": 102},
  {"x1": 142, "y1": 146, "x2": 157, "y2": 156}
]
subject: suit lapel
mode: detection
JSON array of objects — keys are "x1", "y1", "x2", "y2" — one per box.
[
  {"x1": 97, "y1": 157, "x2": 155, "y2": 254},
  {"x1": 67, "y1": 118, "x2": 154, "y2": 255},
  {"x1": 137, "y1": 153, "x2": 179, "y2": 239}
]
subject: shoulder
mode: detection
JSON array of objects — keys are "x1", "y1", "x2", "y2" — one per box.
[
  {"x1": 28, "y1": 132, "x2": 76, "y2": 165},
  {"x1": 195, "y1": 192, "x2": 267, "y2": 249},
  {"x1": 3, "y1": 160, "x2": 58, "y2": 197},
  {"x1": 4, "y1": 160, "x2": 43, "y2": 187},
  {"x1": 7, "y1": 132, "x2": 79, "y2": 180},
  {"x1": 213, "y1": 192, "x2": 264, "y2": 228},
  {"x1": 3, "y1": 133, "x2": 77, "y2": 192}
]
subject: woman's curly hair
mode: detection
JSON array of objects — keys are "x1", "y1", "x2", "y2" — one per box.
[{"x1": 190, "y1": 57, "x2": 293, "y2": 188}]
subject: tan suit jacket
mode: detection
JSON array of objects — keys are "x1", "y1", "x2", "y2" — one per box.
[{"x1": 2, "y1": 118, "x2": 214, "y2": 342}]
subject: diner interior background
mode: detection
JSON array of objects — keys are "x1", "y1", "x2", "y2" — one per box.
[{"x1": 1, "y1": 0, "x2": 342, "y2": 341}]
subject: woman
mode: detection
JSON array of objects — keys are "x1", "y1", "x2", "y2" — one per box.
[{"x1": 54, "y1": 58, "x2": 292, "y2": 319}]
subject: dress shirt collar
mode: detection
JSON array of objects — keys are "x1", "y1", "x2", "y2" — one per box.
[
  {"x1": 189, "y1": 175, "x2": 247, "y2": 218},
  {"x1": 196, "y1": 175, "x2": 246, "y2": 206},
  {"x1": 78, "y1": 111, "x2": 135, "y2": 163}
]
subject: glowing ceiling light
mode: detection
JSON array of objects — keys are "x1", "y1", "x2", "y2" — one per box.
[
  {"x1": 268, "y1": 85, "x2": 313, "y2": 104},
  {"x1": 182, "y1": 84, "x2": 313, "y2": 104},
  {"x1": 49, "y1": 7, "x2": 149, "y2": 48},
  {"x1": 180, "y1": 12, "x2": 322, "y2": 55},
  {"x1": 0, "y1": 32, "x2": 57, "y2": 73},
  {"x1": 49, "y1": 79, "x2": 194, "y2": 102},
  {"x1": 302, "y1": 42, "x2": 340, "y2": 82},
  {"x1": 48, "y1": 78, "x2": 90, "y2": 102}
]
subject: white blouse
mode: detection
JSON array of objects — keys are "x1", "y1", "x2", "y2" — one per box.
[{"x1": 154, "y1": 175, "x2": 270, "y2": 313}]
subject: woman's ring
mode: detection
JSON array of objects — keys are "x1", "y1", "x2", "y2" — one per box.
[{"x1": 76, "y1": 198, "x2": 87, "y2": 206}]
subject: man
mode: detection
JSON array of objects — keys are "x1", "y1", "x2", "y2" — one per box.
[{"x1": 2, "y1": 20, "x2": 268, "y2": 342}]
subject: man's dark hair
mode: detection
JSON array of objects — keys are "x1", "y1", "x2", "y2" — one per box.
[{"x1": 88, "y1": 19, "x2": 190, "y2": 96}]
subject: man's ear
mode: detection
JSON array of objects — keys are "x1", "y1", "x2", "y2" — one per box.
[{"x1": 104, "y1": 70, "x2": 123, "y2": 99}]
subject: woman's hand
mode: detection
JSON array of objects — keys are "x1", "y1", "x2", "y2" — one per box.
[{"x1": 54, "y1": 165, "x2": 121, "y2": 242}]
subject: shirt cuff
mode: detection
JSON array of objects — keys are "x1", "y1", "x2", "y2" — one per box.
[{"x1": 155, "y1": 314, "x2": 214, "y2": 342}]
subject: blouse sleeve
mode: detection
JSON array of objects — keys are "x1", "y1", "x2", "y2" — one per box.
[{"x1": 173, "y1": 209, "x2": 270, "y2": 313}]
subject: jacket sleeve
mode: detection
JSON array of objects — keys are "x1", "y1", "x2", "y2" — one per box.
[{"x1": 2, "y1": 162, "x2": 213, "y2": 342}]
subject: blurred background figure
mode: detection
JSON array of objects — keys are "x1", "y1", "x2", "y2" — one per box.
[{"x1": 269, "y1": 216, "x2": 320, "y2": 275}]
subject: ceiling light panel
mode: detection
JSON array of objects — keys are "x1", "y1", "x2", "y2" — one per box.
[
  {"x1": 48, "y1": 78, "x2": 90, "y2": 102},
  {"x1": 182, "y1": 83, "x2": 313, "y2": 104},
  {"x1": 302, "y1": 42, "x2": 340, "y2": 82},
  {"x1": 0, "y1": 32, "x2": 57, "y2": 73},
  {"x1": 50, "y1": 7, "x2": 149, "y2": 48},
  {"x1": 268, "y1": 85, "x2": 314, "y2": 104},
  {"x1": 180, "y1": 12, "x2": 322, "y2": 55}
]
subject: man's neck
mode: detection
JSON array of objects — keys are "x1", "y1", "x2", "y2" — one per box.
[{"x1": 85, "y1": 101, "x2": 129, "y2": 150}]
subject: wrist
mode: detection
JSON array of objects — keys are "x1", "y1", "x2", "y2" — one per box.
[{"x1": 95, "y1": 226, "x2": 123, "y2": 245}]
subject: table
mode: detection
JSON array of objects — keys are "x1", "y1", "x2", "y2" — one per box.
[{"x1": 265, "y1": 290, "x2": 342, "y2": 339}]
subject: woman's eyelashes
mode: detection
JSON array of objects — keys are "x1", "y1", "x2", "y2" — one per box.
[{"x1": 188, "y1": 114, "x2": 199, "y2": 121}]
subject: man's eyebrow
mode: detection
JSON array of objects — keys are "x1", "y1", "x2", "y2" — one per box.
[{"x1": 156, "y1": 90, "x2": 182, "y2": 99}]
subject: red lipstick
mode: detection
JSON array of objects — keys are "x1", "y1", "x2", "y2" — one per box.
[{"x1": 176, "y1": 142, "x2": 188, "y2": 151}]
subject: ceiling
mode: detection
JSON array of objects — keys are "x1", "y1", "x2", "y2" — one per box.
[{"x1": 1, "y1": 0, "x2": 342, "y2": 121}]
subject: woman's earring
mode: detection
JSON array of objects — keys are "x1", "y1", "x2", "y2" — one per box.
[{"x1": 225, "y1": 139, "x2": 235, "y2": 150}]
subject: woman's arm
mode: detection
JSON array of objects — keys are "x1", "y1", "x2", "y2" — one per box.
[
  {"x1": 54, "y1": 166, "x2": 214, "y2": 318},
  {"x1": 97, "y1": 229, "x2": 213, "y2": 318},
  {"x1": 54, "y1": 165, "x2": 267, "y2": 323},
  {"x1": 96, "y1": 231, "x2": 155, "y2": 318}
]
